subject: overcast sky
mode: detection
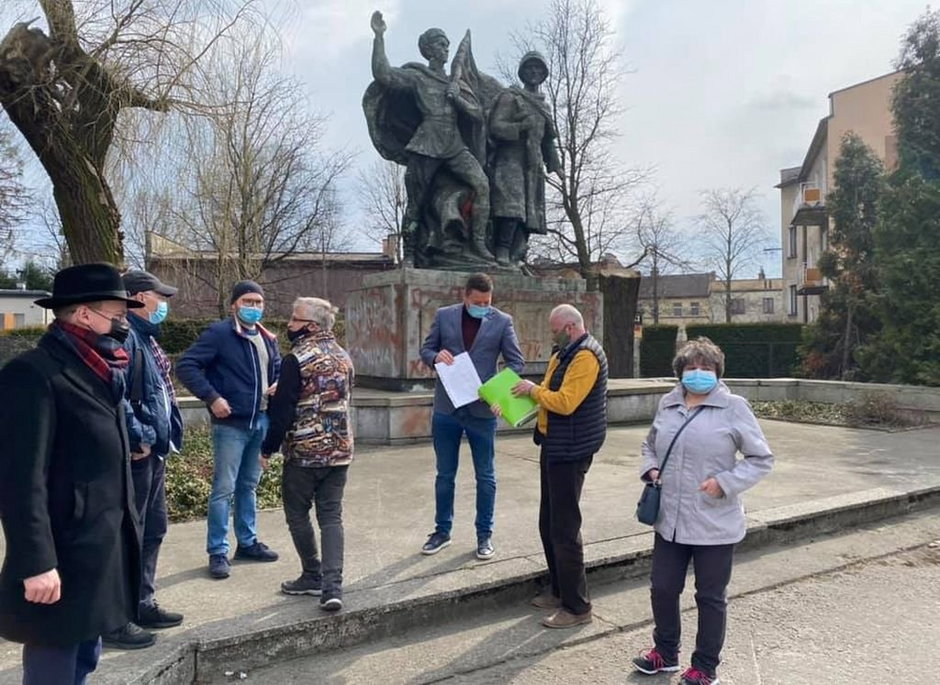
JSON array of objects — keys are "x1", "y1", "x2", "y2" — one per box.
[
  {"x1": 2, "y1": 0, "x2": 931, "y2": 276},
  {"x1": 277, "y1": 0, "x2": 928, "y2": 276}
]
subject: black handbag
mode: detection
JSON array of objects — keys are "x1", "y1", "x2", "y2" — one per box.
[{"x1": 635, "y1": 407, "x2": 703, "y2": 525}]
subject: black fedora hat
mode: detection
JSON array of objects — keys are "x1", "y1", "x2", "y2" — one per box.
[{"x1": 35, "y1": 263, "x2": 145, "y2": 309}]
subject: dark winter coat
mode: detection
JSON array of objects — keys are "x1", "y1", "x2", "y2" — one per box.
[
  {"x1": 0, "y1": 333, "x2": 141, "y2": 646},
  {"x1": 176, "y1": 318, "x2": 281, "y2": 430}
]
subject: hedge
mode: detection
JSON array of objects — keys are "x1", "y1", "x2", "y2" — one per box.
[
  {"x1": 685, "y1": 323, "x2": 805, "y2": 378},
  {"x1": 166, "y1": 425, "x2": 282, "y2": 522},
  {"x1": 640, "y1": 325, "x2": 679, "y2": 377}
]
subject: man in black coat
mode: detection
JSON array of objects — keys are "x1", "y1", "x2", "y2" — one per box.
[{"x1": 0, "y1": 263, "x2": 144, "y2": 684}]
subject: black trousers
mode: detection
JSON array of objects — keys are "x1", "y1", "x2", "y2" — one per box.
[
  {"x1": 130, "y1": 455, "x2": 168, "y2": 612},
  {"x1": 282, "y1": 462, "x2": 348, "y2": 596},
  {"x1": 650, "y1": 532, "x2": 735, "y2": 674},
  {"x1": 539, "y1": 450, "x2": 593, "y2": 615}
]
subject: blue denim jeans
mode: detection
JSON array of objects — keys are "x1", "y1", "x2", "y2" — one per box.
[
  {"x1": 432, "y1": 409, "x2": 497, "y2": 539},
  {"x1": 207, "y1": 413, "x2": 269, "y2": 556}
]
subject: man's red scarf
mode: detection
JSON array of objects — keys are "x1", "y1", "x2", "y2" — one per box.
[{"x1": 53, "y1": 319, "x2": 129, "y2": 384}]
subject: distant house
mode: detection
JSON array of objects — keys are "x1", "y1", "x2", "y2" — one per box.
[
  {"x1": 146, "y1": 234, "x2": 397, "y2": 318},
  {"x1": 638, "y1": 272, "x2": 713, "y2": 326},
  {"x1": 639, "y1": 271, "x2": 784, "y2": 328},
  {"x1": 708, "y1": 271, "x2": 784, "y2": 324},
  {"x1": 778, "y1": 70, "x2": 902, "y2": 323},
  {"x1": 0, "y1": 289, "x2": 52, "y2": 330}
]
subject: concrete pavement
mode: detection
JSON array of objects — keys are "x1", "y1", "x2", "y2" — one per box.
[
  {"x1": 256, "y1": 509, "x2": 940, "y2": 684},
  {"x1": 1, "y1": 419, "x2": 939, "y2": 684}
]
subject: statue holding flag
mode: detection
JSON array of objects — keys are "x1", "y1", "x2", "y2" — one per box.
[{"x1": 364, "y1": 11, "x2": 502, "y2": 269}]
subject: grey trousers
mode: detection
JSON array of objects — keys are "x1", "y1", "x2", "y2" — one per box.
[{"x1": 281, "y1": 461, "x2": 348, "y2": 596}]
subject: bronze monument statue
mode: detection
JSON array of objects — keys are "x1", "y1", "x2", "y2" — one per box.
[
  {"x1": 488, "y1": 51, "x2": 561, "y2": 267},
  {"x1": 363, "y1": 11, "x2": 559, "y2": 272}
]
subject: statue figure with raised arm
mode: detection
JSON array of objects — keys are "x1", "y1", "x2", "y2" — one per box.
[{"x1": 364, "y1": 10, "x2": 499, "y2": 269}]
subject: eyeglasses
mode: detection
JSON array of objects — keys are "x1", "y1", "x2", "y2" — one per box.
[
  {"x1": 88, "y1": 307, "x2": 128, "y2": 323},
  {"x1": 289, "y1": 315, "x2": 316, "y2": 323}
]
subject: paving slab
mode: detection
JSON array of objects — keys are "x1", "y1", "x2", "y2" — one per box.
[{"x1": 1, "y1": 421, "x2": 939, "y2": 683}]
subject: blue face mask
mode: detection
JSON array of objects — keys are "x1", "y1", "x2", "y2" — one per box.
[
  {"x1": 237, "y1": 306, "x2": 263, "y2": 325},
  {"x1": 467, "y1": 304, "x2": 490, "y2": 319},
  {"x1": 682, "y1": 369, "x2": 718, "y2": 395},
  {"x1": 149, "y1": 301, "x2": 168, "y2": 325}
]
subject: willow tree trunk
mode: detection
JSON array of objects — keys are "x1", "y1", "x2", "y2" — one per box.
[
  {"x1": 40, "y1": 138, "x2": 123, "y2": 264},
  {"x1": 0, "y1": 13, "x2": 165, "y2": 266}
]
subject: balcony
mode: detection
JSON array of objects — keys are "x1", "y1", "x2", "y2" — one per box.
[
  {"x1": 791, "y1": 182, "x2": 827, "y2": 226},
  {"x1": 797, "y1": 265, "x2": 829, "y2": 295}
]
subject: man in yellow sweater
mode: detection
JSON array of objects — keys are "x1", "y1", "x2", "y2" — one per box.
[{"x1": 511, "y1": 304, "x2": 608, "y2": 629}]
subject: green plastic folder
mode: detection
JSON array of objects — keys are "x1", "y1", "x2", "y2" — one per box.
[{"x1": 478, "y1": 368, "x2": 539, "y2": 428}]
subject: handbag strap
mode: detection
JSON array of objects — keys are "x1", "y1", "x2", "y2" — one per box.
[{"x1": 656, "y1": 406, "x2": 704, "y2": 478}]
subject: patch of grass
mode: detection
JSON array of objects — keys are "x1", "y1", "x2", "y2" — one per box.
[
  {"x1": 750, "y1": 400, "x2": 850, "y2": 425},
  {"x1": 751, "y1": 396, "x2": 925, "y2": 430},
  {"x1": 165, "y1": 425, "x2": 283, "y2": 523}
]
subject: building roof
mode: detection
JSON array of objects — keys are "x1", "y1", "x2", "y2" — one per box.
[
  {"x1": 778, "y1": 70, "x2": 904, "y2": 189},
  {"x1": 638, "y1": 273, "x2": 713, "y2": 299},
  {"x1": 828, "y1": 69, "x2": 902, "y2": 98},
  {"x1": 775, "y1": 166, "x2": 802, "y2": 188},
  {"x1": 797, "y1": 116, "x2": 829, "y2": 182},
  {"x1": 708, "y1": 278, "x2": 782, "y2": 294},
  {"x1": 0, "y1": 289, "x2": 52, "y2": 297}
]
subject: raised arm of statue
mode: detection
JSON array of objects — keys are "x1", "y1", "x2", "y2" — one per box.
[{"x1": 370, "y1": 10, "x2": 413, "y2": 89}]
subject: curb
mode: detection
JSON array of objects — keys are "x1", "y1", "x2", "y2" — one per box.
[{"x1": 110, "y1": 482, "x2": 940, "y2": 684}]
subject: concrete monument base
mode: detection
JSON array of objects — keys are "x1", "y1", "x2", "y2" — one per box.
[{"x1": 344, "y1": 268, "x2": 604, "y2": 390}]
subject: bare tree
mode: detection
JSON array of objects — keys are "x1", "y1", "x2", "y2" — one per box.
[
  {"x1": 635, "y1": 196, "x2": 691, "y2": 324},
  {"x1": 0, "y1": 124, "x2": 29, "y2": 258},
  {"x1": 699, "y1": 187, "x2": 769, "y2": 322},
  {"x1": 0, "y1": 0, "x2": 260, "y2": 265},
  {"x1": 510, "y1": 0, "x2": 648, "y2": 279},
  {"x1": 158, "y1": 31, "x2": 352, "y2": 315},
  {"x1": 356, "y1": 159, "x2": 405, "y2": 263}
]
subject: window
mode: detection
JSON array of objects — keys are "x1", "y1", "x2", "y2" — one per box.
[
  {"x1": 13, "y1": 313, "x2": 25, "y2": 329},
  {"x1": 690, "y1": 302, "x2": 700, "y2": 316},
  {"x1": 763, "y1": 298, "x2": 774, "y2": 315},
  {"x1": 672, "y1": 302, "x2": 683, "y2": 317},
  {"x1": 730, "y1": 298, "x2": 745, "y2": 315},
  {"x1": 789, "y1": 285, "x2": 798, "y2": 316},
  {"x1": 788, "y1": 225, "x2": 798, "y2": 258}
]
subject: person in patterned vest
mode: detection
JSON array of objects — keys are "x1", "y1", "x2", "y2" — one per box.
[
  {"x1": 261, "y1": 297, "x2": 354, "y2": 612},
  {"x1": 510, "y1": 304, "x2": 608, "y2": 630}
]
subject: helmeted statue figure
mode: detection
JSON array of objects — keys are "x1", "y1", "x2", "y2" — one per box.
[{"x1": 488, "y1": 51, "x2": 562, "y2": 267}]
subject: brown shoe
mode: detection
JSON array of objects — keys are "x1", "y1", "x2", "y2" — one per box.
[
  {"x1": 530, "y1": 592, "x2": 562, "y2": 610},
  {"x1": 541, "y1": 608, "x2": 592, "y2": 629}
]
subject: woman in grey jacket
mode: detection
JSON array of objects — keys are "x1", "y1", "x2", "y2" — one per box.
[{"x1": 632, "y1": 337, "x2": 774, "y2": 685}]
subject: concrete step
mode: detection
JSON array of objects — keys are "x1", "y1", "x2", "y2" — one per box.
[
  {"x1": 243, "y1": 507, "x2": 940, "y2": 684},
  {"x1": 93, "y1": 482, "x2": 940, "y2": 684}
]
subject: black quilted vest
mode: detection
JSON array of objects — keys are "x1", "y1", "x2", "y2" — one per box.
[{"x1": 535, "y1": 333, "x2": 608, "y2": 462}]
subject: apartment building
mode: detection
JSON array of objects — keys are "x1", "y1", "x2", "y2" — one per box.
[{"x1": 777, "y1": 71, "x2": 901, "y2": 323}]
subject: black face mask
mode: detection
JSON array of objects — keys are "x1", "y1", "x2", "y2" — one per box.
[
  {"x1": 89, "y1": 308, "x2": 131, "y2": 345},
  {"x1": 287, "y1": 327, "x2": 307, "y2": 343},
  {"x1": 104, "y1": 317, "x2": 131, "y2": 344}
]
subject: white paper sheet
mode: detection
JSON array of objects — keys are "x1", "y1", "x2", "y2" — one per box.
[{"x1": 435, "y1": 352, "x2": 483, "y2": 408}]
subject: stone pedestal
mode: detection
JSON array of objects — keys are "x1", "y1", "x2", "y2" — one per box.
[{"x1": 345, "y1": 268, "x2": 603, "y2": 389}]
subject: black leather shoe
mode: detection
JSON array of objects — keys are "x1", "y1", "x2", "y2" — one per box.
[
  {"x1": 101, "y1": 622, "x2": 156, "y2": 650},
  {"x1": 138, "y1": 602, "x2": 184, "y2": 629}
]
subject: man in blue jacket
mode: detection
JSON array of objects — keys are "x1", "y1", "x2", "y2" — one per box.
[
  {"x1": 102, "y1": 270, "x2": 186, "y2": 649},
  {"x1": 418, "y1": 273, "x2": 524, "y2": 560},
  {"x1": 177, "y1": 281, "x2": 281, "y2": 579}
]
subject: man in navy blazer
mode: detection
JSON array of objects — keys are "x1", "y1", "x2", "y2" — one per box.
[{"x1": 419, "y1": 273, "x2": 525, "y2": 560}]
